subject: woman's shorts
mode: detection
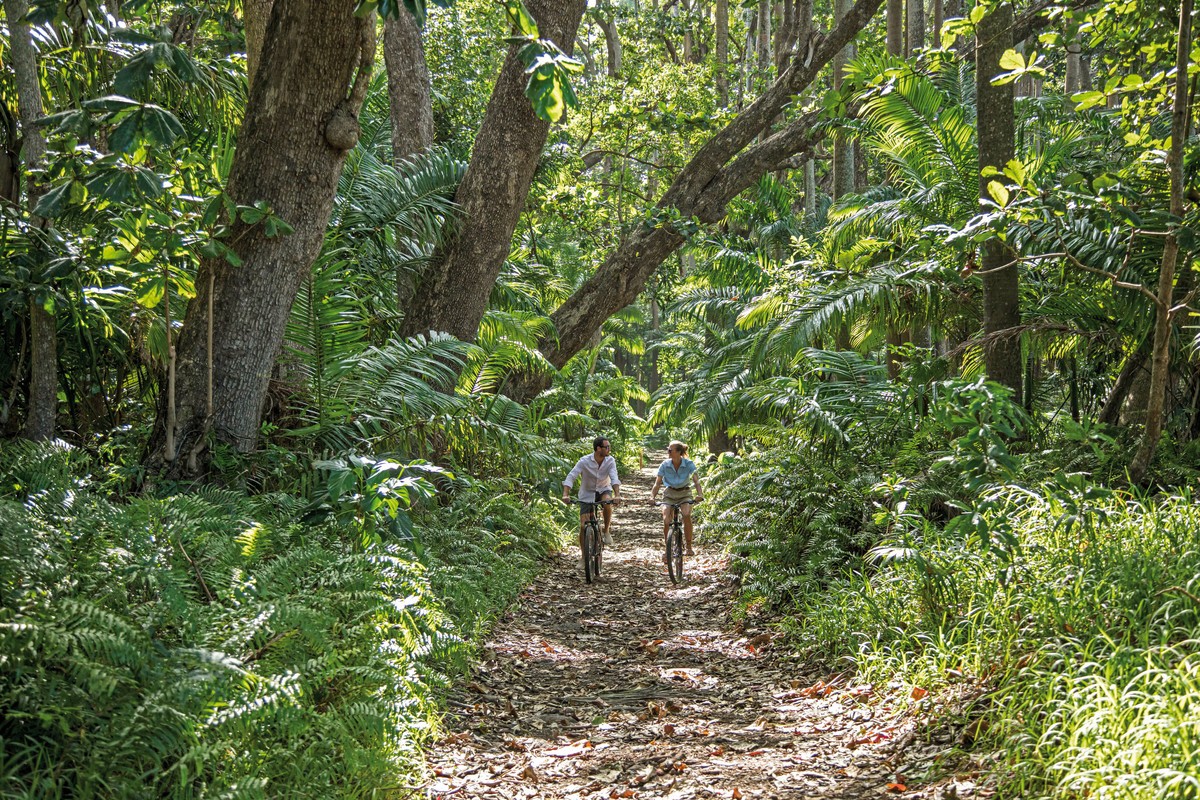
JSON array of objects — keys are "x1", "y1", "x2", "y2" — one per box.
[{"x1": 662, "y1": 486, "x2": 694, "y2": 506}]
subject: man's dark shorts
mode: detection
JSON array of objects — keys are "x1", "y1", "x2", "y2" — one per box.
[{"x1": 580, "y1": 490, "x2": 614, "y2": 518}]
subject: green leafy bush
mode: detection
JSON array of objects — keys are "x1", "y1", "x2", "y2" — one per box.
[{"x1": 0, "y1": 441, "x2": 567, "y2": 799}]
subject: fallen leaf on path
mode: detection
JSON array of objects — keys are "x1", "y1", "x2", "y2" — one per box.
[
  {"x1": 521, "y1": 765, "x2": 539, "y2": 782},
  {"x1": 732, "y1": 788, "x2": 743, "y2": 799},
  {"x1": 886, "y1": 781, "x2": 908, "y2": 793},
  {"x1": 910, "y1": 686, "x2": 928, "y2": 701},
  {"x1": 545, "y1": 739, "x2": 592, "y2": 757}
]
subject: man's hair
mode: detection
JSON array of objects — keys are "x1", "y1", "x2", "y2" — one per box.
[{"x1": 593, "y1": 436, "x2": 610, "y2": 451}]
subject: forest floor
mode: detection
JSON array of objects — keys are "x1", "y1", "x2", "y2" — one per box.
[{"x1": 423, "y1": 458, "x2": 975, "y2": 799}]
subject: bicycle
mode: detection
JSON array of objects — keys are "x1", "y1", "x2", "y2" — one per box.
[
  {"x1": 656, "y1": 500, "x2": 699, "y2": 584},
  {"x1": 568, "y1": 497, "x2": 615, "y2": 584}
]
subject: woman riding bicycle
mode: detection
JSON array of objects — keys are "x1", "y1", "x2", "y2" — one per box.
[{"x1": 648, "y1": 440, "x2": 704, "y2": 557}]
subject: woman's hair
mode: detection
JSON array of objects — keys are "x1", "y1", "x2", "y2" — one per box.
[{"x1": 668, "y1": 440, "x2": 688, "y2": 456}]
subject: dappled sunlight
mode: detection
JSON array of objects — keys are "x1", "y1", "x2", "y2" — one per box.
[{"x1": 426, "y1": 460, "x2": 905, "y2": 798}]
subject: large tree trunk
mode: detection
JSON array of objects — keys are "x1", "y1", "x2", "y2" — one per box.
[
  {"x1": 5, "y1": 0, "x2": 55, "y2": 442},
  {"x1": 383, "y1": 11, "x2": 434, "y2": 162},
  {"x1": 399, "y1": 0, "x2": 587, "y2": 342},
  {"x1": 975, "y1": 2, "x2": 1022, "y2": 397},
  {"x1": 146, "y1": 0, "x2": 375, "y2": 473},
  {"x1": 1130, "y1": 0, "x2": 1192, "y2": 483}
]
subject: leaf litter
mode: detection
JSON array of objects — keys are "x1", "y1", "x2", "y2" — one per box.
[{"x1": 424, "y1": 460, "x2": 985, "y2": 799}]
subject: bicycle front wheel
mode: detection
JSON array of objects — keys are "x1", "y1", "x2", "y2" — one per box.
[
  {"x1": 583, "y1": 520, "x2": 599, "y2": 584},
  {"x1": 590, "y1": 524, "x2": 603, "y2": 580},
  {"x1": 667, "y1": 523, "x2": 684, "y2": 584}
]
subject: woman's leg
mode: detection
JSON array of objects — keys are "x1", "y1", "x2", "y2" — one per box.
[{"x1": 681, "y1": 504, "x2": 694, "y2": 554}]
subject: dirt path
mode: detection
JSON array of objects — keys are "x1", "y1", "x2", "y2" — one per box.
[{"x1": 424, "y1": 459, "x2": 910, "y2": 799}]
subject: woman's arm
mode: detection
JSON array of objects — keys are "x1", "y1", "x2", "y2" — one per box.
[
  {"x1": 692, "y1": 470, "x2": 703, "y2": 499},
  {"x1": 648, "y1": 475, "x2": 663, "y2": 503}
]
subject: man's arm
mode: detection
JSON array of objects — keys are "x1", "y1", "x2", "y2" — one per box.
[{"x1": 562, "y1": 456, "x2": 584, "y2": 500}]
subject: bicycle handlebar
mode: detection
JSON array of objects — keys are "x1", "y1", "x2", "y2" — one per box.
[
  {"x1": 564, "y1": 498, "x2": 618, "y2": 505},
  {"x1": 654, "y1": 499, "x2": 702, "y2": 508}
]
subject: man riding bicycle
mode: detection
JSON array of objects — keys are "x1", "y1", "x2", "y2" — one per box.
[{"x1": 561, "y1": 436, "x2": 621, "y2": 552}]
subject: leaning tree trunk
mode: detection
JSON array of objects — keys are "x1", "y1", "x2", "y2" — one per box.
[
  {"x1": 383, "y1": 10, "x2": 434, "y2": 162},
  {"x1": 399, "y1": 0, "x2": 587, "y2": 342},
  {"x1": 146, "y1": 0, "x2": 375, "y2": 474},
  {"x1": 976, "y1": 1, "x2": 1022, "y2": 397},
  {"x1": 503, "y1": 0, "x2": 883, "y2": 397},
  {"x1": 5, "y1": 0, "x2": 55, "y2": 442},
  {"x1": 1130, "y1": 0, "x2": 1193, "y2": 483}
]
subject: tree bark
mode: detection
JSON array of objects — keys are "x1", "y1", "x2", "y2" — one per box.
[
  {"x1": 146, "y1": 0, "x2": 375, "y2": 472},
  {"x1": 976, "y1": 2, "x2": 1022, "y2": 397},
  {"x1": 1130, "y1": 0, "x2": 1192, "y2": 483},
  {"x1": 5, "y1": 0, "x2": 55, "y2": 442},
  {"x1": 832, "y1": 0, "x2": 855, "y2": 202},
  {"x1": 399, "y1": 0, "x2": 588, "y2": 342},
  {"x1": 905, "y1": 0, "x2": 925, "y2": 55},
  {"x1": 383, "y1": 10, "x2": 434, "y2": 162},
  {"x1": 886, "y1": 0, "x2": 903, "y2": 55},
  {"x1": 244, "y1": 0, "x2": 274, "y2": 89}
]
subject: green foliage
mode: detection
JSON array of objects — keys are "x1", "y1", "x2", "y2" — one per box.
[{"x1": 0, "y1": 439, "x2": 569, "y2": 799}]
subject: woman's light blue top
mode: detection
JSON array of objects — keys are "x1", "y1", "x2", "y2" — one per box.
[{"x1": 657, "y1": 457, "x2": 697, "y2": 489}]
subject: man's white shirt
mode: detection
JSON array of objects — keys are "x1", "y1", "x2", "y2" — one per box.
[{"x1": 563, "y1": 454, "x2": 621, "y2": 497}]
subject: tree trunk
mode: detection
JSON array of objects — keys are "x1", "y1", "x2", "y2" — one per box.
[
  {"x1": 886, "y1": 0, "x2": 903, "y2": 55},
  {"x1": 146, "y1": 0, "x2": 375, "y2": 473},
  {"x1": 5, "y1": 0, "x2": 55, "y2": 442},
  {"x1": 591, "y1": 10, "x2": 623, "y2": 77},
  {"x1": 716, "y1": 0, "x2": 730, "y2": 106},
  {"x1": 832, "y1": 0, "x2": 855, "y2": 202},
  {"x1": 1097, "y1": 330, "x2": 1151, "y2": 426},
  {"x1": 504, "y1": 0, "x2": 883, "y2": 394},
  {"x1": 905, "y1": 0, "x2": 925, "y2": 55},
  {"x1": 244, "y1": 0, "x2": 274, "y2": 88},
  {"x1": 1130, "y1": 0, "x2": 1192, "y2": 483},
  {"x1": 399, "y1": 0, "x2": 587, "y2": 342},
  {"x1": 383, "y1": 11, "x2": 434, "y2": 162},
  {"x1": 975, "y1": 2, "x2": 1022, "y2": 397}
]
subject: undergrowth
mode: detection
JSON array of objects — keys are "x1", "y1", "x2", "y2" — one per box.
[
  {"x1": 0, "y1": 439, "x2": 565, "y2": 799},
  {"x1": 701, "y1": 379, "x2": 1200, "y2": 799}
]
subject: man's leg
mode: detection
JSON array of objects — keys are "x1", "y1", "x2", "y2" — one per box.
[
  {"x1": 579, "y1": 511, "x2": 589, "y2": 569},
  {"x1": 601, "y1": 492, "x2": 614, "y2": 545}
]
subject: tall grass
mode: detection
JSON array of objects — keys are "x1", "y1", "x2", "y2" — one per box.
[{"x1": 782, "y1": 485, "x2": 1200, "y2": 799}]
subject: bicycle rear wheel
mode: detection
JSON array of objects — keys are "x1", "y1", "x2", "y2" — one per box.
[
  {"x1": 583, "y1": 519, "x2": 599, "y2": 584},
  {"x1": 667, "y1": 522, "x2": 684, "y2": 584}
]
